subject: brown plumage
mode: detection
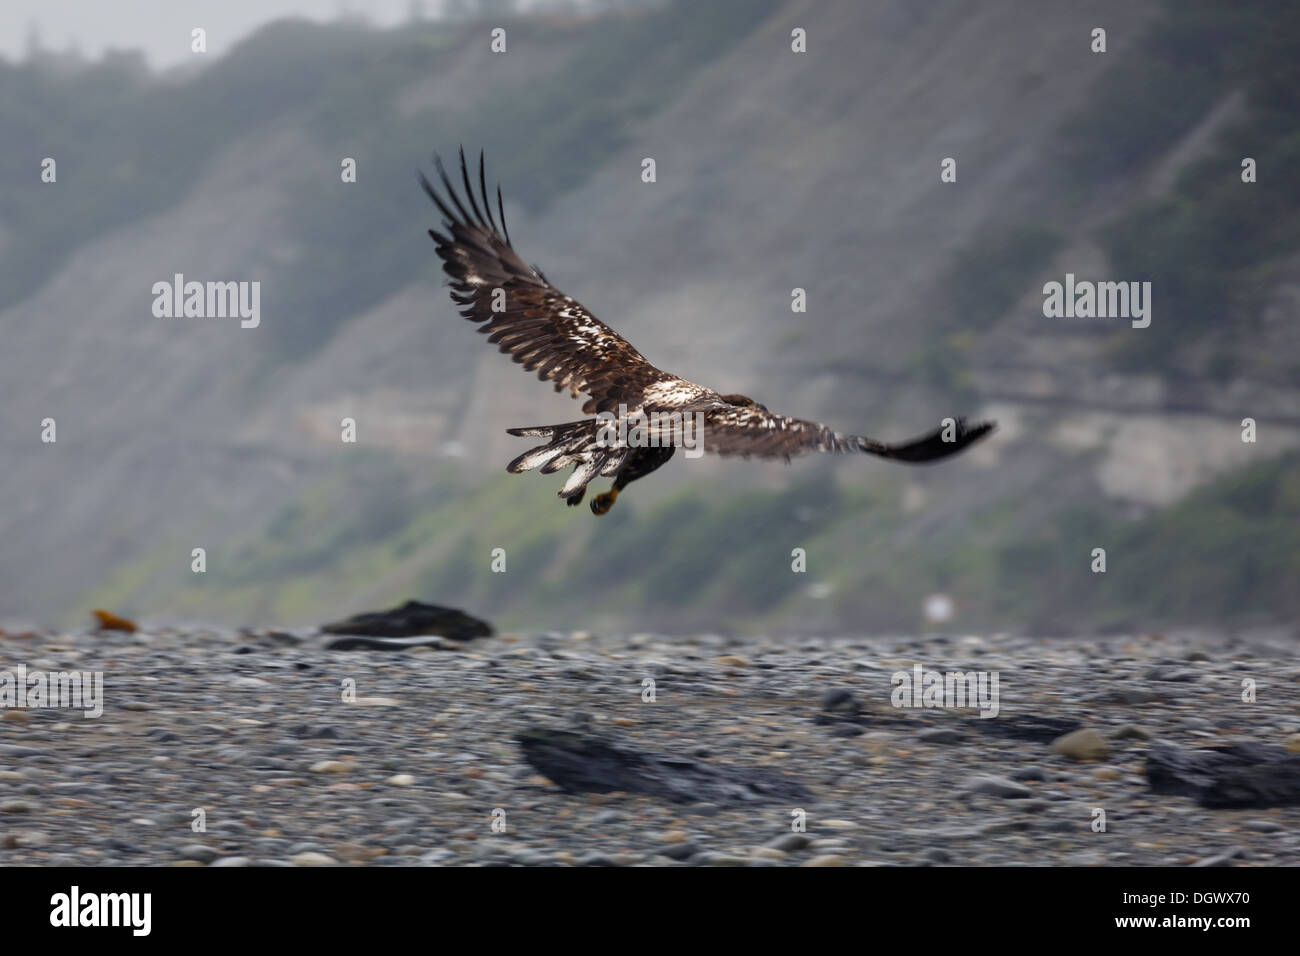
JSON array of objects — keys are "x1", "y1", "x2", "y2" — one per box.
[{"x1": 422, "y1": 149, "x2": 995, "y2": 514}]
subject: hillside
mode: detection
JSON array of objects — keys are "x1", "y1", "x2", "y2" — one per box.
[{"x1": 0, "y1": 0, "x2": 1296, "y2": 635}]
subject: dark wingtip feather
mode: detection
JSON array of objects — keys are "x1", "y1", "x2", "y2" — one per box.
[
  {"x1": 458, "y1": 146, "x2": 488, "y2": 229},
  {"x1": 872, "y1": 417, "x2": 997, "y2": 464},
  {"x1": 417, "y1": 169, "x2": 436, "y2": 200},
  {"x1": 419, "y1": 168, "x2": 460, "y2": 225},
  {"x1": 497, "y1": 184, "x2": 510, "y2": 244},
  {"x1": 434, "y1": 152, "x2": 474, "y2": 224},
  {"x1": 479, "y1": 150, "x2": 499, "y2": 233}
]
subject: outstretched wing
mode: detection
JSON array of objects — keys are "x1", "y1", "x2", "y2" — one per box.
[
  {"x1": 698, "y1": 406, "x2": 996, "y2": 463},
  {"x1": 422, "y1": 149, "x2": 673, "y2": 415}
]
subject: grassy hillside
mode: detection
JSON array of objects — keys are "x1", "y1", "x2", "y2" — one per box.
[{"x1": 82, "y1": 446, "x2": 1300, "y2": 636}]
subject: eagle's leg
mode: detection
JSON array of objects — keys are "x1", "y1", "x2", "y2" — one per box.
[{"x1": 591, "y1": 445, "x2": 676, "y2": 515}]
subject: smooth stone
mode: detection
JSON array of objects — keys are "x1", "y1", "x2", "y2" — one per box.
[
  {"x1": 1050, "y1": 728, "x2": 1111, "y2": 762},
  {"x1": 661, "y1": 842, "x2": 699, "y2": 861},
  {"x1": 290, "y1": 851, "x2": 338, "y2": 866},
  {"x1": 309, "y1": 760, "x2": 354, "y2": 773},
  {"x1": 178, "y1": 844, "x2": 219, "y2": 864},
  {"x1": 230, "y1": 677, "x2": 272, "y2": 689},
  {"x1": 766, "y1": 833, "x2": 812, "y2": 852},
  {"x1": 964, "y1": 775, "x2": 1033, "y2": 799}
]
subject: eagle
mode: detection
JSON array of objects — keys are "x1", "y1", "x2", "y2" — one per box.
[{"x1": 421, "y1": 150, "x2": 995, "y2": 515}]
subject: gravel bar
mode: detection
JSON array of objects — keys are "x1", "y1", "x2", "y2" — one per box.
[{"x1": 1, "y1": 626, "x2": 1297, "y2": 866}]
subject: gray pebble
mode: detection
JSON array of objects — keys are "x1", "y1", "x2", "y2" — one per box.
[{"x1": 964, "y1": 775, "x2": 1033, "y2": 799}]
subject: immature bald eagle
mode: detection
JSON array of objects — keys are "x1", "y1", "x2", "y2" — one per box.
[{"x1": 422, "y1": 150, "x2": 994, "y2": 515}]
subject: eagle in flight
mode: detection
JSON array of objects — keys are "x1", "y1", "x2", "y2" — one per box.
[{"x1": 422, "y1": 150, "x2": 995, "y2": 515}]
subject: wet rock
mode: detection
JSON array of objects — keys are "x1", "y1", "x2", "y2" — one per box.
[
  {"x1": 1146, "y1": 741, "x2": 1300, "y2": 808},
  {"x1": 321, "y1": 600, "x2": 492, "y2": 641},
  {"x1": 977, "y1": 716, "x2": 1081, "y2": 743},
  {"x1": 516, "y1": 726, "x2": 811, "y2": 806}
]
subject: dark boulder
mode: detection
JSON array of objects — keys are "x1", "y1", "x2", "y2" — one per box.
[
  {"x1": 517, "y1": 726, "x2": 811, "y2": 806},
  {"x1": 320, "y1": 600, "x2": 492, "y2": 641},
  {"x1": 1146, "y1": 741, "x2": 1300, "y2": 808}
]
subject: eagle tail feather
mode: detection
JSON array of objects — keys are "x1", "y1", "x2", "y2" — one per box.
[{"x1": 505, "y1": 420, "x2": 624, "y2": 502}]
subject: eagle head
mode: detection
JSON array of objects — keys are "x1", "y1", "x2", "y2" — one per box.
[{"x1": 720, "y1": 393, "x2": 769, "y2": 413}]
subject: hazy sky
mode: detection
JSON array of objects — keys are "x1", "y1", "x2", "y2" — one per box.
[{"x1": 0, "y1": 0, "x2": 439, "y2": 69}]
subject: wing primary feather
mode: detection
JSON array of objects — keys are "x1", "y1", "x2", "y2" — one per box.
[
  {"x1": 434, "y1": 153, "x2": 475, "y2": 225},
  {"x1": 458, "y1": 146, "x2": 488, "y2": 229},
  {"x1": 479, "y1": 151, "x2": 499, "y2": 233},
  {"x1": 416, "y1": 169, "x2": 438, "y2": 204},
  {"x1": 497, "y1": 185, "x2": 510, "y2": 243},
  {"x1": 425, "y1": 149, "x2": 674, "y2": 417},
  {"x1": 419, "y1": 171, "x2": 460, "y2": 225}
]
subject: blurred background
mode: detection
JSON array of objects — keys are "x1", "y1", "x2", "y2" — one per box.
[{"x1": 0, "y1": 0, "x2": 1296, "y2": 636}]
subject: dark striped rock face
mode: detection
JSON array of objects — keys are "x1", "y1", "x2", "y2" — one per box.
[
  {"x1": 517, "y1": 726, "x2": 812, "y2": 806},
  {"x1": 1146, "y1": 742, "x2": 1300, "y2": 809}
]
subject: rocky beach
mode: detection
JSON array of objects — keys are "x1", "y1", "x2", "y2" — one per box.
[{"x1": 1, "y1": 624, "x2": 1297, "y2": 867}]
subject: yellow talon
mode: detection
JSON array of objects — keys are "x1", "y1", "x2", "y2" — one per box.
[{"x1": 590, "y1": 488, "x2": 619, "y2": 515}]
